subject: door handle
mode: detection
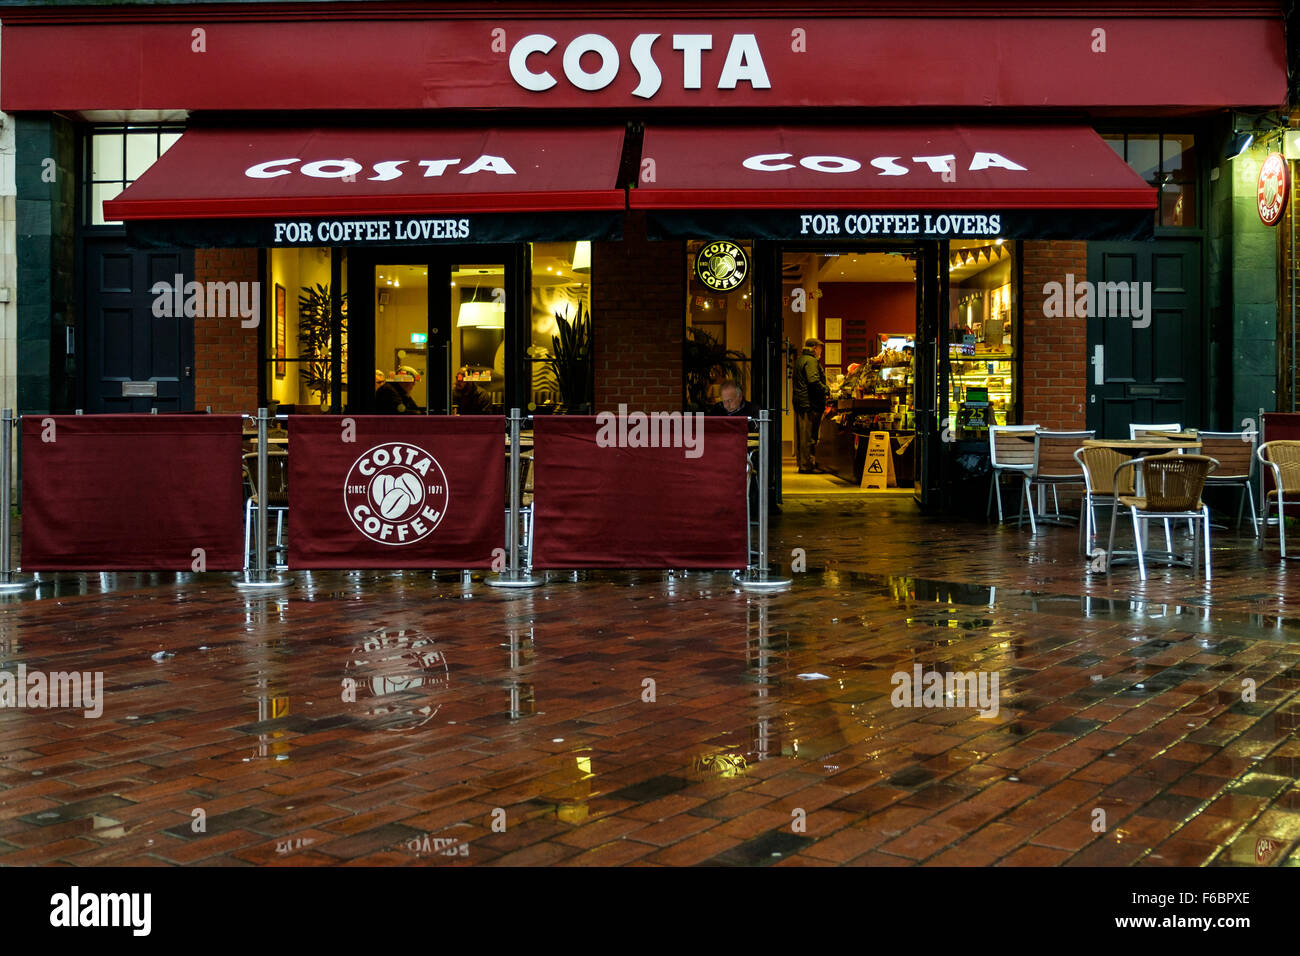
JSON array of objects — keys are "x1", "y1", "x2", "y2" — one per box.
[{"x1": 1092, "y1": 345, "x2": 1104, "y2": 386}]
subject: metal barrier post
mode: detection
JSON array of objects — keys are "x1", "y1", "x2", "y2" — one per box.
[
  {"x1": 234, "y1": 408, "x2": 290, "y2": 590},
  {"x1": 0, "y1": 410, "x2": 34, "y2": 591},
  {"x1": 740, "y1": 410, "x2": 791, "y2": 591},
  {"x1": 486, "y1": 408, "x2": 541, "y2": 589}
]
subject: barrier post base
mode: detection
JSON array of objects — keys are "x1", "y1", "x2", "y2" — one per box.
[
  {"x1": 232, "y1": 572, "x2": 293, "y2": 591},
  {"x1": 485, "y1": 571, "x2": 543, "y2": 589},
  {"x1": 0, "y1": 574, "x2": 36, "y2": 592},
  {"x1": 738, "y1": 568, "x2": 793, "y2": 592}
]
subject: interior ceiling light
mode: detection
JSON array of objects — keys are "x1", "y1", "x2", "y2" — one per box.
[{"x1": 572, "y1": 241, "x2": 591, "y2": 273}]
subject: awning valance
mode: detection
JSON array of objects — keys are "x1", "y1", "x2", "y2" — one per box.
[
  {"x1": 633, "y1": 124, "x2": 1158, "y2": 240},
  {"x1": 105, "y1": 125, "x2": 627, "y2": 245}
]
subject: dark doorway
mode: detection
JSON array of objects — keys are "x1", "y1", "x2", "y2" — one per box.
[
  {"x1": 1086, "y1": 240, "x2": 1203, "y2": 436},
  {"x1": 81, "y1": 237, "x2": 195, "y2": 413}
]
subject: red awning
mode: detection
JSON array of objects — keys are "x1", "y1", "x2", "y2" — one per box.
[
  {"x1": 631, "y1": 125, "x2": 1156, "y2": 210},
  {"x1": 105, "y1": 126, "x2": 627, "y2": 220}
]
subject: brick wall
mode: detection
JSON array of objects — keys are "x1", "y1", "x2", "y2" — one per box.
[
  {"x1": 193, "y1": 249, "x2": 260, "y2": 414},
  {"x1": 1020, "y1": 240, "x2": 1088, "y2": 430},
  {"x1": 592, "y1": 211, "x2": 684, "y2": 412}
]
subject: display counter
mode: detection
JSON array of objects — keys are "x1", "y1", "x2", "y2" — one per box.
[{"x1": 815, "y1": 407, "x2": 916, "y2": 485}]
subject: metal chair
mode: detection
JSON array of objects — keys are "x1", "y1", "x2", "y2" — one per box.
[
  {"x1": 1021, "y1": 430, "x2": 1094, "y2": 533},
  {"x1": 986, "y1": 425, "x2": 1038, "y2": 524},
  {"x1": 243, "y1": 450, "x2": 289, "y2": 570},
  {"x1": 1256, "y1": 441, "x2": 1300, "y2": 559},
  {"x1": 1198, "y1": 430, "x2": 1259, "y2": 536},
  {"x1": 1074, "y1": 445, "x2": 1135, "y2": 555},
  {"x1": 1107, "y1": 453, "x2": 1217, "y2": 581}
]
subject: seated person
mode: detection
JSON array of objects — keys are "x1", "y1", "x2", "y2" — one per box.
[
  {"x1": 708, "y1": 380, "x2": 759, "y2": 420},
  {"x1": 453, "y1": 366, "x2": 493, "y2": 415},
  {"x1": 375, "y1": 366, "x2": 422, "y2": 414}
]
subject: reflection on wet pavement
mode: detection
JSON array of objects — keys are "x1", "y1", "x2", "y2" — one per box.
[{"x1": 0, "y1": 498, "x2": 1296, "y2": 865}]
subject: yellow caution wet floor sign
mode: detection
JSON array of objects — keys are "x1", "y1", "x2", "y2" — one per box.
[{"x1": 862, "y1": 431, "x2": 895, "y2": 489}]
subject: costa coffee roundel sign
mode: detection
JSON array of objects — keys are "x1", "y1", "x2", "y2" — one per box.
[
  {"x1": 1258, "y1": 151, "x2": 1290, "y2": 226},
  {"x1": 345, "y1": 442, "x2": 449, "y2": 545},
  {"x1": 695, "y1": 241, "x2": 749, "y2": 292}
]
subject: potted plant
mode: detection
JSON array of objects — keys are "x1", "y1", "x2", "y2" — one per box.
[
  {"x1": 297, "y1": 284, "x2": 347, "y2": 410},
  {"x1": 540, "y1": 305, "x2": 592, "y2": 413},
  {"x1": 684, "y1": 325, "x2": 746, "y2": 411}
]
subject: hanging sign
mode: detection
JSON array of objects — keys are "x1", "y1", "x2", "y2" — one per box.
[
  {"x1": 694, "y1": 241, "x2": 749, "y2": 291},
  {"x1": 1258, "y1": 151, "x2": 1290, "y2": 226}
]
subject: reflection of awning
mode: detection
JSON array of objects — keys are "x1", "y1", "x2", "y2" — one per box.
[
  {"x1": 634, "y1": 125, "x2": 1157, "y2": 240},
  {"x1": 105, "y1": 125, "x2": 627, "y2": 245}
]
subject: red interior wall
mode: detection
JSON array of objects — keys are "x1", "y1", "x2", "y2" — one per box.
[{"x1": 818, "y1": 282, "x2": 915, "y2": 368}]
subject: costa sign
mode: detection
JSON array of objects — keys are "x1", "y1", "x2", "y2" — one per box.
[
  {"x1": 1258, "y1": 151, "x2": 1289, "y2": 226},
  {"x1": 245, "y1": 155, "x2": 516, "y2": 181},
  {"x1": 743, "y1": 151, "x2": 1028, "y2": 176},
  {"x1": 508, "y1": 32, "x2": 770, "y2": 97}
]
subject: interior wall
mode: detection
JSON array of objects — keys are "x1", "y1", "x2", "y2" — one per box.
[{"x1": 819, "y1": 281, "x2": 914, "y2": 371}]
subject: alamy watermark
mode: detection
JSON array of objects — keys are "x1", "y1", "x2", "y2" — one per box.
[
  {"x1": 890, "y1": 664, "x2": 999, "y2": 717},
  {"x1": 1042, "y1": 273, "x2": 1151, "y2": 328},
  {"x1": 150, "y1": 275, "x2": 260, "y2": 327},
  {"x1": 595, "y1": 404, "x2": 704, "y2": 459},
  {"x1": 0, "y1": 665, "x2": 103, "y2": 718}
]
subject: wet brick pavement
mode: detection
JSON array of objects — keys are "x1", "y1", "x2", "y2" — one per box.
[{"x1": 1, "y1": 497, "x2": 1298, "y2": 867}]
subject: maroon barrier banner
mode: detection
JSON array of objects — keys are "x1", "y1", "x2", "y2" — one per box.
[
  {"x1": 533, "y1": 414, "x2": 747, "y2": 569},
  {"x1": 288, "y1": 416, "x2": 504, "y2": 569},
  {"x1": 21, "y1": 415, "x2": 244, "y2": 571}
]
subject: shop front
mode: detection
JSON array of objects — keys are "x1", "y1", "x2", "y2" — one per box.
[
  {"x1": 102, "y1": 124, "x2": 626, "y2": 418},
  {"x1": 3, "y1": 3, "x2": 1291, "y2": 518},
  {"x1": 637, "y1": 123, "x2": 1157, "y2": 508}
]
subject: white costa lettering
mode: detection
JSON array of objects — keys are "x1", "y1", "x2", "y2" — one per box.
[
  {"x1": 745, "y1": 152, "x2": 1030, "y2": 178},
  {"x1": 507, "y1": 32, "x2": 769, "y2": 98},
  {"x1": 243, "y1": 157, "x2": 513, "y2": 182}
]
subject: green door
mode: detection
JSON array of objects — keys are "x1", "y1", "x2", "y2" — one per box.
[{"x1": 1086, "y1": 240, "x2": 1202, "y2": 437}]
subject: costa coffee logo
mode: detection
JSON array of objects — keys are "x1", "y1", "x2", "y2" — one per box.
[
  {"x1": 245, "y1": 156, "x2": 516, "y2": 181},
  {"x1": 695, "y1": 241, "x2": 748, "y2": 292},
  {"x1": 508, "y1": 32, "x2": 770, "y2": 98},
  {"x1": 344, "y1": 442, "x2": 449, "y2": 546},
  {"x1": 1258, "y1": 151, "x2": 1289, "y2": 226}
]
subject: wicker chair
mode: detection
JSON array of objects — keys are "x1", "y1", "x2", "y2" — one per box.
[
  {"x1": 1256, "y1": 441, "x2": 1300, "y2": 559},
  {"x1": 1021, "y1": 430, "x2": 1094, "y2": 533},
  {"x1": 1198, "y1": 430, "x2": 1259, "y2": 536},
  {"x1": 1107, "y1": 453, "x2": 1217, "y2": 581},
  {"x1": 986, "y1": 425, "x2": 1038, "y2": 524},
  {"x1": 1074, "y1": 445, "x2": 1135, "y2": 555}
]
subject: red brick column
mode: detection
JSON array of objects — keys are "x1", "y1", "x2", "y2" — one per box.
[
  {"x1": 592, "y1": 211, "x2": 684, "y2": 413},
  {"x1": 193, "y1": 249, "x2": 260, "y2": 414},
  {"x1": 1020, "y1": 240, "x2": 1088, "y2": 430}
]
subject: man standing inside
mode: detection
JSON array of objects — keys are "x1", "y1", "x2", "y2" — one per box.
[{"x1": 792, "y1": 337, "x2": 828, "y2": 473}]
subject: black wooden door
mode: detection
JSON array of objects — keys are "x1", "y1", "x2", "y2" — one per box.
[
  {"x1": 83, "y1": 238, "x2": 194, "y2": 412},
  {"x1": 1086, "y1": 240, "x2": 1202, "y2": 437}
]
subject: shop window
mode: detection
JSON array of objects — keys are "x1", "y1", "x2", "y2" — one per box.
[
  {"x1": 1102, "y1": 131, "x2": 1197, "y2": 228},
  {"x1": 267, "y1": 247, "x2": 347, "y2": 412},
  {"x1": 684, "y1": 239, "x2": 753, "y2": 411},
  {"x1": 451, "y1": 261, "x2": 507, "y2": 414},
  {"x1": 947, "y1": 240, "x2": 1019, "y2": 436},
  {"x1": 528, "y1": 242, "x2": 591, "y2": 413},
  {"x1": 84, "y1": 125, "x2": 183, "y2": 226}
]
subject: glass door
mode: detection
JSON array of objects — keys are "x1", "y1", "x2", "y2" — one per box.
[{"x1": 348, "y1": 246, "x2": 517, "y2": 414}]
